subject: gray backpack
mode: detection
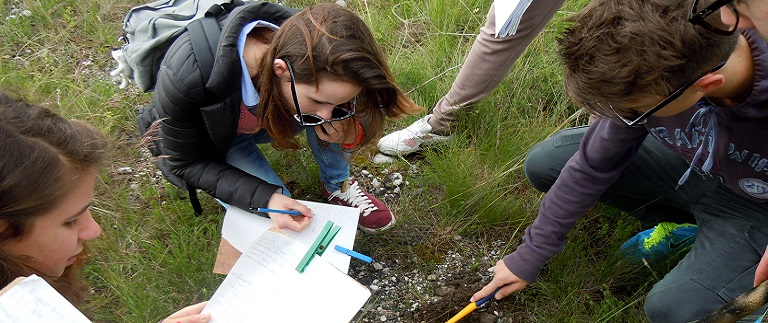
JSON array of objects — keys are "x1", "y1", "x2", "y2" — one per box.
[{"x1": 114, "y1": 0, "x2": 253, "y2": 92}]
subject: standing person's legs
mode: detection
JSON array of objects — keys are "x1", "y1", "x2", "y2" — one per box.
[
  {"x1": 429, "y1": 0, "x2": 565, "y2": 134},
  {"x1": 378, "y1": 0, "x2": 565, "y2": 156}
]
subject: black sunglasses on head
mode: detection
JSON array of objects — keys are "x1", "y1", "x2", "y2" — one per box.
[
  {"x1": 284, "y1": 59, "x2": 356, "y2": 126},
  {"x1": 688, "y1": 0, "x2": 739, "y2": 36}
]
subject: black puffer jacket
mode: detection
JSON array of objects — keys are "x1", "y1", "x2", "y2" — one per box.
[{"x1": 154, "y1": 1, "x2": 297, "y2": 214}]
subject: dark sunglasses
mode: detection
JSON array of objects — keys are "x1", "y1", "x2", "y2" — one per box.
[
  {"x1": 688, "y1": 0, "x2": 739, "y2": 36},
  {"x1": 612, "y1": 61, "x2": 726, "y2": 127},
  {"x1": 284, "y1": 59, "x2": 356, "y2": 126}
]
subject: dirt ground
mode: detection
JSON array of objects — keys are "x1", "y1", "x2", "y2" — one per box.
[{"x1": 342, "y1": 158, "x2": 509, "y2": 323}]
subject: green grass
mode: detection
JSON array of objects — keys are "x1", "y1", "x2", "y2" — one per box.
[{"x1": 1, "y1": 0, "x2": 661, "y2": 321}]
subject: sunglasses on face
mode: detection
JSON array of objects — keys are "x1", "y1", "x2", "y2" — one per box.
[
  {"x1": 689, "y1": 0, "x2": 739, "y2": 36},
  {"x1": 611, "y1": 61, "x2": 726, "y2": 127},
  {"x1": 284, "y1": 59, "x2": 356, "y2": 126}
]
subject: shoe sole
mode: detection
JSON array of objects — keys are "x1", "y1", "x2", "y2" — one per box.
[
  {"x1": 378, "y1": 139, "x2": 451, "y2": 156},
  {"x1": 357, "y1": 213, "x2": 396, "y2": 234}
]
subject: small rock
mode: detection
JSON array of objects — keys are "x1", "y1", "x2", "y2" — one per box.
[
  {"x1": 393, "y1": 187, "x2": 401, "y2": 194},
  {"x1": 384, "y1": 173, "x2": 403, "y2": 188},
  {"x1": 427, "y1": 274, "x2": 437, "y2": 281},
  {"x1": 453, "y1": 235, "x2": 462, "y2": 241},
  {"x1": 361, "y1": 170, "x2": 370, "y2": 176},
  {"x1": 380, "y1": 315, "x2": 387, "y2": 321},
  {"x1": 117, "y1": 167, "x2": 134, "y2": 174},
  {"x1": 373, "y1": 187, "x2": 387, "y2": 197},
  {"x1": 370, "y1": 284, "x2": 380, "y2": 291},
  {"x1": 371, "y1": 178, "x2": 381, "y2": 188},
  {"x1": 373, "y1": 262, "x2": 384, "y2": 270}
]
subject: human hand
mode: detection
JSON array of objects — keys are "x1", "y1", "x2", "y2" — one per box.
[
  {"x1": 755, "y1": 245, "x2": 768, "y2": 287},
  {"x1": 266, "y1": 193, "x2": 312, "y2": 232},
  {"x1": 160, "y1": 301, "x2": 210, "y2": 323},
  {"x1": 470, "y1": 259, "x2": 529, "y2": 302},
  {"x1": 314, "y1": 118, "x2": 356, "y2": 144}
]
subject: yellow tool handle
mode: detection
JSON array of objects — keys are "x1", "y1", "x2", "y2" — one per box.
[{"x1": 445, "y1": 302, "x2": 478, "y2": 323}]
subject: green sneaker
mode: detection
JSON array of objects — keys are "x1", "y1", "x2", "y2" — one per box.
[{"x1": 620, "y1": 222, "x2": 698, "y2": 263}]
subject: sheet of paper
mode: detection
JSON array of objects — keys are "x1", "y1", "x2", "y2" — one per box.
[
  {"x1": 203, "y1": 231, "x2": 371, "y2": 322},
  {"x1": 221, "y1": 200, "x2": 360, "y2": 273},
  {"x1": 0, "y1": 275, "x2": 91, "y2": 322}
]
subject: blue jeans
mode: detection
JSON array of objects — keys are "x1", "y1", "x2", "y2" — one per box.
[
  {"x1": 523, "y1": 126, "x2": 768, "y2": 322},
  {"x1": 225, "y1": 126, "x2": 350, "y2": 197}
]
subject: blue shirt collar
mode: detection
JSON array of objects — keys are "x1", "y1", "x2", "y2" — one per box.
[{"x1": 238, "y1": 20, "x2": 279, "y2": 108}]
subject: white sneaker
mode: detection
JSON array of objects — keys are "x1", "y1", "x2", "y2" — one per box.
[{"x1": 378, "y1": 114, "x2": 451, "y2": 156}]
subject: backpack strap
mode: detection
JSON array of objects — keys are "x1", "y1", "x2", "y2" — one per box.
[
  {"x1": 188, "y1": 186, "x2": 203, "y2": 216},
  {"x1": 186, "y1": 0, "x2": 245, "y2": 86},
  {"x1": 178, "y1": 17, "x2": 210, "y2": 215},
  {"x1": 186, "y1": 18, "x2": 218, "y2": 87},
  {"x1": 178, "y1": 0, "x2": 243, "y2": 216}
]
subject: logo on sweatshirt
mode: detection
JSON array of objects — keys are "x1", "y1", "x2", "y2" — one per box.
[{"x1": 739, "y1": 178, "x2": 768, "y2": 199}]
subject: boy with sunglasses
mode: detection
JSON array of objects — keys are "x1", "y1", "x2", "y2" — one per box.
[{"x1": 471, "y1": 0, "x2": 768, "y2": 321}]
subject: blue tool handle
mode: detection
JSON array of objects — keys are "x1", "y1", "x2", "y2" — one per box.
[{"x1": 475, "y1": 286, "x2": 504, "y2": 306}]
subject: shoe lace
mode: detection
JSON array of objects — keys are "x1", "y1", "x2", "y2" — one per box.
[{"x1": 329, "y1": 181, "x2": 378, "y2": 216}]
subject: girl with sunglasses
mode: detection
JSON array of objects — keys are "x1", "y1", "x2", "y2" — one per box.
[
  {"x1": 150, "y1": 2, "x2": 421, "y2": 232},
  {"x1": 0, "y1": 92, "x2": 210, "y2": 322}
]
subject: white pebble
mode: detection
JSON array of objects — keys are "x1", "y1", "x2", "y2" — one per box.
[{"x1": 117, "y1": 167, "x2": 133, "y2": 174}]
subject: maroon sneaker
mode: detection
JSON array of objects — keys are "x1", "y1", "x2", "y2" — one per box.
[{"x1": 322, "y1": 178, "x2": 395, "y2": 233}]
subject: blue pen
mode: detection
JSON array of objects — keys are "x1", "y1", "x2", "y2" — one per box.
[
  {"x1": 255, "y1": 208, "x2": 302, "y2": 216},
  {"x1": 334, "y1": 245, "x2": 373, "y2": 263}
]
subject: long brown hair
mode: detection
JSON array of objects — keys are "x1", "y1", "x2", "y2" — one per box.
[
  {"x1": 0, "y1": 92, "x2": 107, "y2": 304},
  {"x1": 256, "y1": 3, "x2": 422, "y2": 150}
]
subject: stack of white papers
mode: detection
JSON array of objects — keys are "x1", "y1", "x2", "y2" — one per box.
[{"x1": 203, "y1": 231, "x2": 371, "y2": 322}]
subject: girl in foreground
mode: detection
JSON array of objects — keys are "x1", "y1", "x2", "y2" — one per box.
[{"x1": 0, "y1": 92, "x2": 210, "y2": 323}]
